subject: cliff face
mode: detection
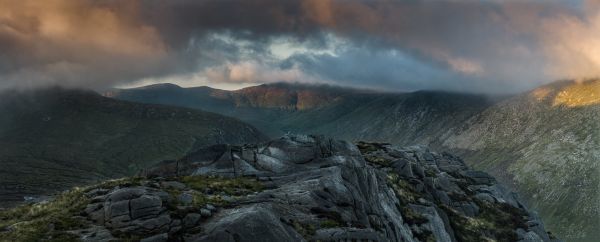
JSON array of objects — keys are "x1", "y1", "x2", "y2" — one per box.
[{"x1": 0, "y1": 135, "x2": 559, "y2": 242}]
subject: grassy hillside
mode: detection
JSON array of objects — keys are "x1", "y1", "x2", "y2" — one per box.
[
  {"x1": 0, "y1": 88, "x2": 267, "y2": 208},
  {"x1": 442, "y1": 80, "x2": 600, "y2": 241}
]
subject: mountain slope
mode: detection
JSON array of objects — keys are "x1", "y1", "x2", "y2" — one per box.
[
  {"x1": 0, "y1": 88, "x2": 267, "y2": 208},
  {"x1": 106, "y1": 83, "x2": 492, "y2": 139},
  {"x1": 442, "y1": 79, "x2": 600, "y2": 241},
  {"x1": 308, "y1": 91, "x2": 493, "y2": 146},
  {"x1": 108, "y1": 81, "x2": 599, "y2": 241},
  {"x1": 0, "y1": 135, "x2": 561, "y2": 242}
]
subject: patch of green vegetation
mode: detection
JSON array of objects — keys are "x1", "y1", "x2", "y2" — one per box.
[
  {"x1": 166, "y1": 176, "x2": 264, "y2": 210},
  {"x1": 95, "y1": 176, "x2": 145, "y2": 190},
  {"x1": 0, "y1": 176, "x2": 153, "y2": 242},
  {"x1": 189, "y1": 192, "x2": 228, "y2": 208},
  {"x1": 387, "y1": 173, "x2": 422, "y2": 205},
  {"x1": 356, "y1": 142, "x2": 384, "y2": 154},
  {"x1": 441, "y1": 200, "x2": 528, "y2": 242},
  {"x1": 0, "y1": 188, "x2": 89, "y2": 242},
  {"x1": 111, "y1": 231, "x2": 142, "y2": 242},
  {"x1": 424, "y1": 169, "x2": 437, "y2": 177},
  {"x1": 441, "y1": 205, "x2": 489, "y2": 242},
  {"x1": 320, "y1": 219, "x2": 342, "y2": 228},
  {"x1": 400, "y1": 206, "x2": 428, "y2": 226},
  {"x1": 415, "y1": 230, "x2": 436, "y2": 242},
  {"x1": 292, "y1": 220, "x2": 316, "y2": 238},
  {"x1": 356, "y1": 142, "x2": 394, "y2": 167},
  {"x1": 356, "y1": 141, "x2": 379, "y2": 154},
  {"x1": 387, "y1": 170, "x2": 436, "y2": 242},
  {"x1": 310, "y1": 207, "x2": 345, "y2": 228},
  {"x1": 180, "y1": 176, "x2": 263, "y2": 196}
]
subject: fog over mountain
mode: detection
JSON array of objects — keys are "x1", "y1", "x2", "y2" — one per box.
[
  {"x1": 2, "y1": 1, "x2": 600, "y2": 242},
  {"x1": 2, "y1": 0, "x2": 600, "y2": 93}
]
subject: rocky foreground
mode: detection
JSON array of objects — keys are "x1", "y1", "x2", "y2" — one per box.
[{"x1": 0, "y1": 135, "x2": 560, "y2": 242}]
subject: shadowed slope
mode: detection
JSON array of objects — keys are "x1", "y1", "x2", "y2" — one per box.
[{"x1": 0, "y1": 87, "x2": 267, "y2": 208}]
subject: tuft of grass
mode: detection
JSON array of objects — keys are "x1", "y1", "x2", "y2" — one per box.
[
  {"x1": 387, "y1": 173, "x2": 422, "y2": 205},
  {"x1": 0, "y1": 188, "x2": 89, "y2": 242},
  {"x1": 292, "y1": 220, "x2": 316, "y2": 238},
  {"x1": 168, "y1": 176, "x2": 264, "y2": 209},
  {"x1": 189, "y1": 192, "x2": 228, "y2": 208},
  {"x1": 95, "y1": 176, "x2": 145, "y2": 190},
  {"x1": 320, "y1": 219, "x2": 342, "y2": 228},
  {"x1": 180, "y1": 176, "x2": 263, "y2": 195},
  {"x1": 355, "y1": 142, "x2": 390, "y2": 154},
  {"x1": 440, "y1": 200, "x2": 528, "y2": 242},
  {"x1": 0, "y1": 175, "x2": 265, "y2": 241},
  {"x1": 0, "y1": 176, "x2": 147, "y2": 242},
  {"x1": 424, "y1": 169, "x2": 437, "y2": 177}
]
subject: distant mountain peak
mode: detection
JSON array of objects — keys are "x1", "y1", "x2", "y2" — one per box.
[{"x1": 135, "y1": 83, "x2": 182, "y2": 90}]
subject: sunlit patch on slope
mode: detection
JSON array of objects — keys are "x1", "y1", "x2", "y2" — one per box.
[
  {"x1": 552, "y1": 79, "x2": 600, "y2": 107},
  {"x1": 531, "y1": 87, "x2": 553, "y2": 101}
]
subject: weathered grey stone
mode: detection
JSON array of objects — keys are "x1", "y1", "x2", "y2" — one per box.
[
  {"x1": 183, "y1": 213, "x2": 201, "y2": 228},
  {"x1": 312, "y1": 228, "x2": 385, "y2": 241},
  {"x1": 105, "y1": 200, "x2": 129, "y2": 219},
  {"x1": 130, "y1": 195, "x2": 163, "y2": 219},
  {"x1": 391, "y1": 159, "x2": 414, "y2": 177},
  {"x1": 71, "y1": 225, "x2": 115, "y2": 242},
  {"x1": 474, "y1": 193, "x2": 495, "y2": 203},
  {"x1": 462, "y1": 170, "x2": 496, "y2": 184},
  {"x1": 178, "y1": 192, "x2": 194, "y2": 206},
  {"x1": 106, "y1": 187, "x2": 146, "y2": 202},
  {"x1": 200, "y1": 208, "x2": 211, "y2": 217},
  {"x1": 517, "y1": 229, "x2": 548, "y2": 242},
  {"x1": 189, "y1": 205, "x2": 304, "y2": 242},
  {"x1": 412, "y1": 162, "x2": 426, "y2": 178},
  {"x1": 86, "y1": 206, "x2": 105, "y2": 224},
  {"x1": 138, "y1": 214, "x2": 171, "y2": 232},
  {"x1": 107, "y1": 214, "x2": 131, "y2": 229},
  {"x1": 205, "y1": 204, "x2": 216, "y2": 211},
  {"x1": 451, "y1": 201, "x2": 479, "y2": 217},
  {"x1": 84, "y1": 203, "x2": 102, "y2": 216},
  {"x1": 409, "y1": 204, "x2": 453, "y2": 242}
]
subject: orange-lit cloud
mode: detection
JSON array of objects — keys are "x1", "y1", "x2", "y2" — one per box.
[
  {"x1": 538, "y1": 5, "x2": 600, "y2": 80},
  {"x1": 0, "y1": 0, "x2": 599, "y2": 93},
  {"x1": 0, "y1": 0, "x2": 168, "y2": 89}
]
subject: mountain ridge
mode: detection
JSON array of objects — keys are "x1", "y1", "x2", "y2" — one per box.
[{"x1": 107, "y1": 79, "x2": 600, "y2": 241}]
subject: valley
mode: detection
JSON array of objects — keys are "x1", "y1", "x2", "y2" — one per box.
[{"x1": 108, "y1": 79, "x2": 600, "y2": 241}]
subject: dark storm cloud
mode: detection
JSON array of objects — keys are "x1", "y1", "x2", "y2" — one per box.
[{"x1": 1, "y1": 0, "x2": 598, "y2": 93}]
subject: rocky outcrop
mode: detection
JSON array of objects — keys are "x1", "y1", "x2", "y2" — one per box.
[{"x1": 0, "y1": 135, "x2": 560, "y2": 242}]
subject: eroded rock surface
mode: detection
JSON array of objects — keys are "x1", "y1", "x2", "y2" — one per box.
[{"x1": 0, "y1": 135, "x2": 561, "y2": 242}]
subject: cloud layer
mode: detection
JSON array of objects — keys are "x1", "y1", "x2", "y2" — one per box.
[{"x1": 1, "y1": 0, "x2": 599, "y2": 93}]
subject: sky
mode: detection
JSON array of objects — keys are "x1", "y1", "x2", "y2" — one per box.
[{"x1": 1, "y1": 0, "x2": 599, "y2": 93}]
